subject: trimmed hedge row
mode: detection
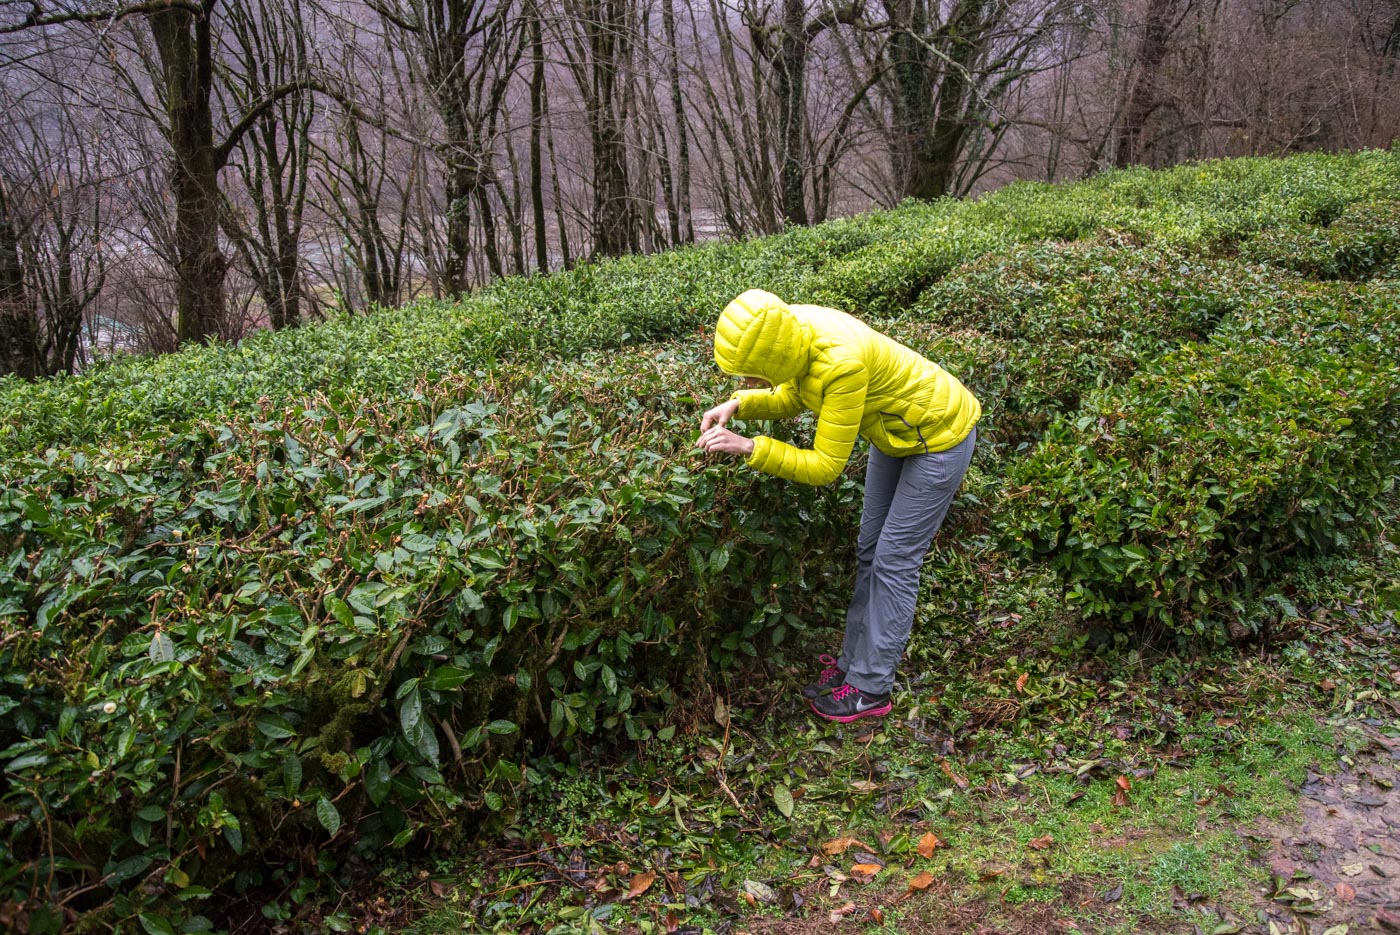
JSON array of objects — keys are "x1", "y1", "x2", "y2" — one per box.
[
  {"x1": 0, "y1": 341, "x2": 860, "y2": 915},
  {"x1": 902, "y1": 240, "x2": 1280, "y2": 444},
  {"x1": 1, "y1": 150, "x2": 1395, "y2": 462},
  {"x1": 1241, "y1": 199, "x2": 1400, "y2": 282},
  {"x1": 997, "y1": 281, "x2": 1400, "y2": 636}
]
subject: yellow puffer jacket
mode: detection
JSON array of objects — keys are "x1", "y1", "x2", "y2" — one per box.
[{"x1": 714, "y1": 289, "x2": 981, "y2": 485}]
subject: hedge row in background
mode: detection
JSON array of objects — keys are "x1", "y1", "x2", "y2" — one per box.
[
  {"x1": 2, "y1": 151, "x2": 1396, "y2": 461},
  {"x1": 1241, "y1": 199, "x2": 1400, "y2": 282},
  {"x1": 899, "y1": 240, "x2": 1281, "y2": 445},
  {"x1": 998, "y1": 281, "x2": 1400, "y2": 637}
]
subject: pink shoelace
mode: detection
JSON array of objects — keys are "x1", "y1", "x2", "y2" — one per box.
[
  {"x1": 817, "y1": 653, "x2": 842, "y2": 686},
  {"x1": 830, "y1": 683, "x2": 858, "y2": 701}
]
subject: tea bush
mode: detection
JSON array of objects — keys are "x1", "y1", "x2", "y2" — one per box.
[
  {"x1": 903, "y1": 240, "x2": 1280, "y2": 444},
  {"x1": 998, "y1": 281, "x2": 1400, "y2": 636},
  {"x1": 2, "y1": 150, "x2": 1394, "y2": 462},
  {"x1": 0, "y1": 340, "x2": 862, "y2": 919},
  {"x1": 1240, "y1": 200, "x2": 1400, "y2": 281}
]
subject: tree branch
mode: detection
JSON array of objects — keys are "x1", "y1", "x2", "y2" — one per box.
[{"x1": 0, "y1": 0, "x2": 204, "y2": 36}]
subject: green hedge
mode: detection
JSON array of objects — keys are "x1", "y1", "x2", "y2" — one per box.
[
  {"x1": 2, "y1": 150, "x2": 1394, "y2": 463},
  {"x1": 997, "y1": 281, "x2": 1400, "y2": 636},
  {"x1": 1241, "y1": 199, "x2": 1400, "y2": 281},
  {"x1": 901, "y1": 240, "x2": 1277, "y2": 445},
  {"x1": 0, "y1": 341, "x2": 862, "y2": 916}
]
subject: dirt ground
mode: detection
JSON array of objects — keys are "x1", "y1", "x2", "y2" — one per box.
[{"x1": 1252, "y1": 725, "x2": 1400, "y2": 935}]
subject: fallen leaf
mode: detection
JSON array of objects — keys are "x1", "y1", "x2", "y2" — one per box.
[
  {"x1": 1320, "y1": 679, "x2": 1337, "y2": 691},
  {"x1": 939, "y1": 759, "x2": 970, "y2": 790},
  {"x1": 772, "y1": 784, "x2": 794, "y2": 818},
  {"x1": 916, "y1": 832, "x2": 944, "y2": 859},
  {"x1": 428, "y1": 880, "x2": 451, "y2": 897},
  {"x1": 821, "y1": 836, "x2": 873, "y2": 856},
  {"x1": 829, "y1": 901, "x2": 857, "y2": 923},
  {"x1": 1016, "y1": 672, "x2": 1029, "y2": 694},
  {"x1": 1027, "y1": 834, "x2": 1054, "y2": 851},
  {"x1": 713, "y1": 696, "x2": 729, "y2": 727},
  {"x1": 1103, "y1": 882, "x2": 1123, "y2": 903},
  {"x1": 1335, "y1": 882, "x2": 1356, "y2": 902},
  {"x1": 1216, "y1": 717, "x2": 1238, "y2": 728},
  {"x1": 850, "y1": 780, "x2": 880, "y2": 794},
  {"x1": 743, "y1": 879, "x2": 777, "y2": 903},
  {"x1": 665, "y1": 911, "x2": 680, "y2": 933},
  {"x1": 626, "y1": 871, "x2": 656, "y2": 900},
  {"x1": 870, "y1": 908, "x2": 885, "y2": 924},
  {"x1": 851, "y1": 863, "x2": 883, "y2": 883},
  {"x1": 1340, "y1": 862, "x2": 1365, "y2": 877},
  {"x1": 1115, "y1": 775, "x2": 1132, "y2": 792},
  {"x1": 907, "y1": 871, "x2": 936, "y2": 893}
]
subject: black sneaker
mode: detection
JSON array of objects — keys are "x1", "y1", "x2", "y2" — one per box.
[
  {"x1": 801, "y1": 654, "x2": 845, "y2": 700},
  {"x1": 810, "y1": 683, "x2": 892, "y2": 722}
]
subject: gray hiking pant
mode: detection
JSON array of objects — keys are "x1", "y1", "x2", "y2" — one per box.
[{"x1": 838, "y1": 427, "x2": 976, "y2": 696}]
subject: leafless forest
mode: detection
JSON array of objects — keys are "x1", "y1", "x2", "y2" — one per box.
[{"x1": 0, "y1": 0, "x2": 1396, "y2": 378}]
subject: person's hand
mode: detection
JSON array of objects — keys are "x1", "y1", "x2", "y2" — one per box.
[
  {"x1": 699, "y1": 397, "x2": 741, "y2": 433},
  {"x1": 697, "y1": 425, "x2": 755, "y2": 457}
]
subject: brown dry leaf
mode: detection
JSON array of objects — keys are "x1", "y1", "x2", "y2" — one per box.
[
  {"x1": 1216, "y1": 717, "x2": 1239, "y2": 728},
  {"x1": 821, "y1": 835, "x2": 872, "y2": 856},
  {"x1": 916, "y1": 832, "x2": 944, "y2": 859},
  {"x1": 1112, "y1": 787, "x2": 1130, "y2": 807},
  {"x1": 1015, "y1": 672, "x2": 1029, "y2": 694},
  {"x1": 1335, "y1": 882, "x2": 1356, "y2": 902},
  {"x1": 939, "y1": 759, "x2": 970, "y2": 790},
  {"x1": 851, "y1": 862, "x2": 883, "y2": 883},
  {"x1": 626, "y1": 871, "x2": 656, "y2": 900},
  {"x1": 428, "y1": 880, "x2": 451, "y2": 897},
  {"x1": 908, "y1": 871, "x2": 937, "y2": 892},
  {"x1": 829, "y1": 901, "x2": 857, "y2": 923},
  {"x1": 1027, "y1": 834, "x2": 1055, "y2": 851},
  {"x1": 1115, "y1": 775, "x2": 1131, "y2": 792},
  {"x1": 870, "y1": 908, "x2": 885, "y2": 924},
  {"x1": 850, "y1": 779, "x2": 881, "y2": 794},
  {"x1": 665, "y1": 911, "x2": 680, "y2": 934}
]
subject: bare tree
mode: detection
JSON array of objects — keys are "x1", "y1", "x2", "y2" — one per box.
[
  {"x1": 369, "y1": 0, "x2": 527, "y2": 293},
  {"x1": 0, "y1": 64, "x2": 110, "y2": 378},
  {"x1": 557, "y1": 0, "x2": 643, "y2": 257},
  {"x1": 219, "y1": 0, "x2": 317, "y2": 330}
]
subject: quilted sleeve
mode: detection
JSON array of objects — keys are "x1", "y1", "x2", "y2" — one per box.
[
  {"x1": 746, "y1": 359, "x2": 866, "y2": 485},
  {"x1": 731, "y1": 381, "x2": 804, "y2": 421}
]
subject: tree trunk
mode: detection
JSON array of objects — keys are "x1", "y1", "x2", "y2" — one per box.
[
  {"x1": 529, "y1": 4, "x2": 549, "y2": 272},
  {"x1": 662, "y1": 0, "x2": 694, "y2": 242},
  {"x1": 1114, "y1": 0, "x2": 1176, "y2": 167},
  {"x1": 0, "y1": 178, "x2": 40, "y2": 379},
  {"x1": 775, "y1": 0, "x2": 810, "y2": 225},
  {"x1": 150, "y1": 6, "x2": 226, "y2": 344}
]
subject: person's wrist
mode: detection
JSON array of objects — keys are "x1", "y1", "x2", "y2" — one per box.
[{"x1": 743, "y1": 437, "x2": 755, "y2": 456}]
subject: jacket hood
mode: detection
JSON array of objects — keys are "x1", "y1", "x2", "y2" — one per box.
[{"x1": 713, "y1": 289, "x2": 812, "y2": 385}]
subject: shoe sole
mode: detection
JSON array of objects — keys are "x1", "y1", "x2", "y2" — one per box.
[{"x1": 809, "y1": 699, "x2": 892, "y2": 723}]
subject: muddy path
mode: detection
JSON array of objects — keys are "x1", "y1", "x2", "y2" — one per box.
[{"x1": 1251, "y1": 726, "x2": 1400, "y2": 934}]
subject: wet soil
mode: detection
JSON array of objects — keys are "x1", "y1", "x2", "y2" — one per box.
[{"x1": 1251, "y1": 725, "x2": 1400, "y2": 934}]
